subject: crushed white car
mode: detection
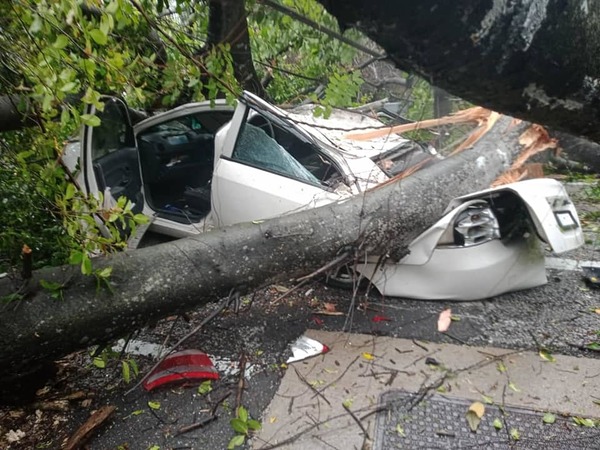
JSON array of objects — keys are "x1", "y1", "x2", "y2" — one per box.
[{"x1": 62, "y1": 92, "x2": 584, "y2": 300}]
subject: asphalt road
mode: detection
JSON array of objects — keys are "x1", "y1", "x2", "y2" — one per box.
[{"x1": 1, "y1": 182, "x2": 598, "y2": 450}]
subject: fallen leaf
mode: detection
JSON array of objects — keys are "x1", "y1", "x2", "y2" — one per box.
[
  {"x1": 510, "y1": 428, "x2": 520, "y2": 440},
  {"x1": 342, "y1": 398, "x2": 354, "y2": 408},
  {"x1": 372, "y1": 315, "x2": 392, "y2": 322},
  {"x1": 573, "y1": 416, "x2": 596, "y2": 427},
  {"x1": 497, "y1": 361, "x2": 507, "y2": 373},
  {"x1": 466, "y1": 411, "x2": 481, "y2": 432},
  {"x1": 147, "y1": 401, "x2": 161, "y2": 410},
  {"x1": 437, "y1": 308, "x2": 452, "y2": 332},
  {"x1": 396, "y1": 424, "x2": 406, "y2": 437},
  {"x1": 508, "y1": 382, "x2": 521, "y2": 393},
  {"x1": 269, "y1": 416, "x2": 277, "y2": 424},
  {"x1": 594, "y1": 308, "x2": 600, "y2": 315},
  {"x1": 362, "y1": 352, "x2": 375, "y2": 361},
  {"x1": 539, "y1": 349, "x2": 556, "y2": 362},
  {"x1": 481, "y1": 394, "x2": 494, "y2": 405},
  {"x1": 323, "y1": 302, "x2": 337, "y2": 312},
  {"x1": 469, "y1": 401, "x2": 485, "y2": 418},
  {"x1": 493, "y1": 418, "x2": 503, "y2": 430},
  {"x1": 466, "y1": 402, "x2": 485, "y2": 432},
  {"x1": 543, "y1": 412, "x2": 556, "y2": 424},
  {"x1": 6, "y1": 429, "x2": 25, "y2": 443}
]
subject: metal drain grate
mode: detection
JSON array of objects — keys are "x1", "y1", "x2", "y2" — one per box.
[{"x1": 373, "y1": 391, "x2": 600, "y2": 449}]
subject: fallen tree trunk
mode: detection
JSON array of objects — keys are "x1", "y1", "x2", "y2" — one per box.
[
  {"x1": 319, "y1": 1, "x2": 600, "y2": 144},
  {"x1": 0, "y1": 116, "x2": 534, "y2": 378}
]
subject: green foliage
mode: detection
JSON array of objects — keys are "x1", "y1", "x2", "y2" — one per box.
[{"x1": 228, "y1": 406, "x2": 262, "y2": 449}]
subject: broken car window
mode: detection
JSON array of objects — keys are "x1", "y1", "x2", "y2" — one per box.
[{"x1": 232, "y1": 123, "x2": 320, "y2": 185}]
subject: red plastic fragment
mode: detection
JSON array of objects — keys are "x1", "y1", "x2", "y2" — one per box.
[
  {"x1": 372, "y1": 315, "x2": 392, "y2": 323},
  {"x1": 143, "y1": 350, "x2": 219, "y2": 391}
]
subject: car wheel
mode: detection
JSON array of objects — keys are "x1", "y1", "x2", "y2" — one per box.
[{"x1": 325, "y1": 263, "x2": 368, "y2": 290}]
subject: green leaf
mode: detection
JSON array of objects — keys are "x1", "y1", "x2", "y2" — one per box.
[
  {"x1": 573, "y1": 417, "x2": 596, "y2": 427},
  {"x1": 81, "y1": 114, "x2": 101, "y2": 127},
  {"x1": 481, "y1": 394, "x2": 494, "y2": 405},
  {"x1": 60, "y1": 81, "x2": 78, "y2": 93},
  {"x1": 81, "y1": 255, "x2": 92, "y2": 275},
  {"x1": 247, "y1": 419, "x2": 262, "y2": 431},
  {"x1": 510, "y1": 428, "x2": 520, "y2": 440},
  {"x1": 493, "y1": 418, "x2": 503, "y2": 430},
  {"x1": 147, "y1": 401, "x2": 161, "y2": 410},
  {"x1": 122, "y1": 360, "x2": 131, "y2": 383},
  {"x1": 65, "y1": 183, "x2": 77, "y2": 200},
  {"x1": 227, "y1": 434, "x2": 245, "y2": 449},
  {"x1": 129, "y1": 359, "x2": 139, "y2": 376},
  {"x1": 586, "y1": 342, "x2": 600, "y2": 351},
  {"x1": 543, "y1": 412, "x2": 556, "y2": 424},
  {"x1": 93, "y1": 356, "x2": 106, "y2": 369},
  {"x1": 131, "y1": 409, "x2": 144, "y2": 416},
  {"x1": 230, "y1": 418, "x2": 248, "y2": 435},
  {"x1": 496, "y1": 361, "x2": 507, "y2": 373},
  {"x1": 237, "y1": 406, "x2": 248, "y2": 422},
  {"x1": 466, "y1": 411, "x2": 481, "y2": 432},
  {"x1": 89, "y1": 29, "x2": 108, "y2": 46},
  {"x1": 198, "y1": 380, "x2": 212, "y2": 395},
  {"x1": 508, "y1": 382, "x2": 521, "y2": 393},
  {"x1": 53, "y1": 34, "x2": 69, "y2": 49},
  {"x1": 395, "y1": 424, "x2": 406, "y2": 437},
  {"x1": 69, "y1": 250, "x2": 83, "y2": 265},
  {"x1": 96, "y1": 266, "x2": 113, "y2": 279},
  {"x1": 539, "y1": 349, "x2": 556, "y2": 362}
]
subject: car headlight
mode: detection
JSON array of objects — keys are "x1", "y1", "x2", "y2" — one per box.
[{"x1": 453, "y1": 203, "x2": 500, "y2": 247}]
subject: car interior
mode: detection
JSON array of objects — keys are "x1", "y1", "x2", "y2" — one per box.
[{"x1": 137, "y1": 111, "x2": 233, "y2": 223}]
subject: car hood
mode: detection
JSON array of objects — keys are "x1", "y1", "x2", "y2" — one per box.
[{"x1": 287, "y1": 105, "x2": 415, "y2": 160}]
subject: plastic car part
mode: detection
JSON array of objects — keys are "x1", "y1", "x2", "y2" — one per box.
[
  {"x1": 454, "y1": 203, "x2": 500, "y2": 246},
  {"x1": 143, "y1": 350, "x2": 219, "y2": 391},
  {"x1": 287, "y1": 336, "x2": 329, "y2": 363}
]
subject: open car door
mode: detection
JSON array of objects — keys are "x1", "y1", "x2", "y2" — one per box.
[
  {"x1": 80, "y1": 97, "x2": 144, "y2": 215},
  {"x1": 211, "y1": 93, "x2": 348, "y2": 226}
]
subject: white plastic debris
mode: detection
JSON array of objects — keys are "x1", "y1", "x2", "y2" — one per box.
[{"x1": 286, "y1": 335, "x2": 329, "y2": 363}]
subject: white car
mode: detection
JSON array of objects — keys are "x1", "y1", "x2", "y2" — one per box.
[{"x1": 62, "y1": 92, "x2": 584, "y2": 300}]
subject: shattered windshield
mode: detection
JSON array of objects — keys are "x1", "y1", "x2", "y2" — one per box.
[{"x1": 233, "y1": 123, "x2": 320, "y2": 185}]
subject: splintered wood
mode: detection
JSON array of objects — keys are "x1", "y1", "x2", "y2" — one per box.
[
  {"x1": 344, "y1": 106, "x2": 556, "y2": 186},
  {"x1": 492, "y1": 124, "x2": 557, "y2": 186}
]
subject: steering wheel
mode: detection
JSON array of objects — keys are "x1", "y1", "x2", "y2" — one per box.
[{"x1": 249, "y1": 114, "x2": 275, "y2": 139}]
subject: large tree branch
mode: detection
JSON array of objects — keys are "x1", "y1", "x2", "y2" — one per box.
[{"x1": 319, "y1": 1, "x2": 600, "y2": 144}]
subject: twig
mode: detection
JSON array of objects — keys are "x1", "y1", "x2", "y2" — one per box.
[
  {"x1": 295, "y1": 252, "x2": 351, "y2": 282},
  {"x1": 64, "y1": 405, "x2": 115, "y2": 450},
  {"x1": 175, "y1": 415, "x2": 217, "y2": 436},
  {"x1": 342, "y1": 403, "x2": 370, "y2": 440},
  {"x1": 210, "y1": 390, "x2": 232, "y2": 416},
  {"x1": 313, "y1": 354, "x2": 360, "y2": 398},
  {"x1": 411, "y1": 339, "x2": 429, "y2": 352},
  {"x1": 292, "y1": 366, "x2": 331, "y2": 406},
  {"x1": 236, "y1": 353, "x2": 247, "y2": 411}
]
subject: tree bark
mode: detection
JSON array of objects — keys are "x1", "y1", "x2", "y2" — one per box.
[
  {"x1": 0, "y1": 116, "x2": 533, "y2": 378},
  {"x1": 319, "y1": 1, "x2": 600, "y2": 144},
  {"x1": 206, "y1": 0, "x2": 266, "y2": 97}
]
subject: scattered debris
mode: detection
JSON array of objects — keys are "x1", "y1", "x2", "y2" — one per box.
[
  {"x1": 142, "y1": 350, "x2": 219, "y2": 391},
  {"x1": 582, "y1": 266, "x2": 600, "y2": 289},
  {"x1": 437, "y1": 309, "x2": 452, "y2": 333},
  {"x1": 372, "y1": 315, "x2": 392, "y2": 322},
  {"x1": 286, "y1": 336, "x2": 329, "y2": 363},
  {"x1": 64, "y1": 405, "x2": 116, "y2": 450}
]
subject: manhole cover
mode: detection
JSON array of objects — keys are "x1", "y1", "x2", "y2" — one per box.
[{"x1": 374, "y1": 390, "x2": 600, "y2": 449}]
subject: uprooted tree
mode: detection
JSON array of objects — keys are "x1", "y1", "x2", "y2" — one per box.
[{"x1": 1, "y1": 0, "x2": 599, "y2": 379}]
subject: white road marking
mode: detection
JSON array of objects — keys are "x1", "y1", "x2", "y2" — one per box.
[{"x1": 545, "y1": 257, "x2": 600, "y2": 271}]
